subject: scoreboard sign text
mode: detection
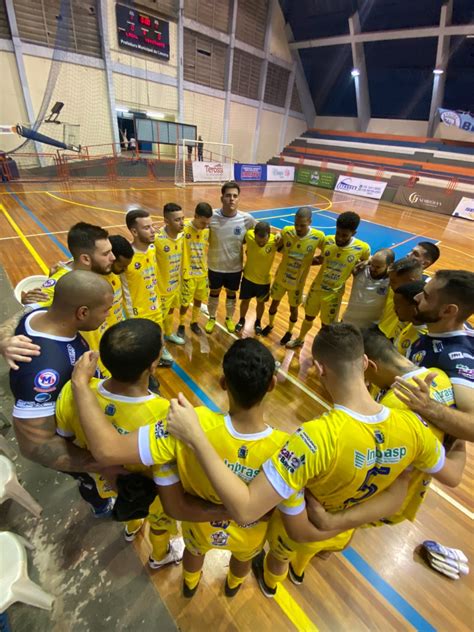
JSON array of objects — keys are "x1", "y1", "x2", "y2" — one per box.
[{"x1": 116, "y1": 4, "x2": 170, "y2": 61}]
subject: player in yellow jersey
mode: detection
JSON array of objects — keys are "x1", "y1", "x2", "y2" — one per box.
[
  {"x1": 392, "y1": 281, "x2": 428, "y2": 356},
  {"x1": 57, "y1": 318, "x2": 229, "y2": 569},
  {"x1": 154, "y1": 203, "x2": 185, "y2": 345},
  {"x1": 122, "y1": 208, "x2": 172, "y2": 367},
  {"x1": 360, "y1": 325, "x2": 464, "y2": 525},
  {"x1": 178, "y1": 202, "x2": 213, "y2": 337},
  {"x1": 378, "y1": 257, "x2": 423, "y2": 340},
  {"x1": 262, "y1": 207, "x2": 325, "y2": 345},
  {"x1": 165, "y1": 323, "x2": 464, "y2": 597},
  {"x1": 287, "y1": 212, "x2": 370, "y2": 349},
  {"x1": 235, "y1": 222, "x2": 280, "y2": 335}
]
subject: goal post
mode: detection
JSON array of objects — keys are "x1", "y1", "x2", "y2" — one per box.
[{"x1": 175, "y1": 138, "x2": 234, "y2": 187}]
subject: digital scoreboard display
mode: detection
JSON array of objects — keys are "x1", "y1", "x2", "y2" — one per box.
[{"x1": 116, "y1": 4, "x2": 170, "y2": 61}]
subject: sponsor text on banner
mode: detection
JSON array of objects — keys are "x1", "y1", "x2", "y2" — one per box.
[
  {"x1": 192, "y1": 161, "x2": 233, "y2": 182},
  {"x1": 335, "y1": 175, "x2": 387, "y2": 200}
]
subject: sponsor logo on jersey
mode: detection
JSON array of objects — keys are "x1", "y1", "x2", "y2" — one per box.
[
  {"x1": 66, "y1": 344, "x2": 76, "y2": 366},
  {"x1": 347, "y1": 255, "x2": 355, "y2": 263},
  {"x1": 224, "y1": 459, "x2": 259, "y2": 482},
  {"x1": 34, "y1": 369, "x2": 60, "y2": 393},
  {"x1": 277, "y1": 446, "x2": 306, "y2": 473},
  {"x1": 433, "y1": 340, "x2": 444, "y2": 353},
  {"x1": 456, "y1": 364, "x2": 474, "y2": 380},
  {"x1": 154, "y1": 420, "x2": 168, "y2": 439},
  {"x1": 210, "y1": 520, "x2": 230, "y2": 529},
  {"x1": 34, "y1": 392, "x2": 52, "y2": 403},
  {"x1": 296, "y1": 428, "x2": 317, "y2": 453},
  {"x1": 449, "y1": 351, "x2": 474, "y2": 360},
  {"x1": 355, "y1": 445, "x2": 408, "y2": 467},
  {"x1": 42, "y1": 278, "x2": 56, "y2": 288},
  {"x1": 374, "y1": 430, "x2": 384, "y2": 444},
  {"x1": 210, "y1": 531, "x2": 229, "y2": 547},
  {"x1": 411, "y1": 350, "x2": 426, "y2": 365}
]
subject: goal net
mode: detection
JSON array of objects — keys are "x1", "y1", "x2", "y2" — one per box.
[{"x1": 175, "y1": 139, "x2": 234, "y2": 187}]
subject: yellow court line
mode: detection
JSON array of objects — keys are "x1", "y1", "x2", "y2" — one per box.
[
  {"x1": 274, "y1": 584, "x2": 319, "y2": 631},
  {"x1": 45, "y1": 191, "x2": 162, "y2": 219},
  {"x1": 0, "y1": 203, "x2": 49, "y2": 274}
]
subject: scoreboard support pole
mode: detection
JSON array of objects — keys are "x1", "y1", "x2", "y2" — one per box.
[{"x1": 99, "y1": 0, "x2": 121, "y2": 148}]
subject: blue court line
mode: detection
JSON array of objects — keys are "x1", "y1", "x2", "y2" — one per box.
[
  {"x1": 169, "y1": 357, "x2": 435, "y2": 631},
  {"x1": 7, "y1": 187, "x2": 70, "y2": 257},
  {"x1": 342, "y1": 549, "x2": 435, "y2": 631}
]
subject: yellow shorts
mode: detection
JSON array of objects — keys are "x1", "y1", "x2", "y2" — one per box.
[
  {"x1": 147, "y1": 495, "x2": 178, "y2": 533},
  {"x1": 182, "y1": 519, "x2": 268, "y2": 562},
  {"x1": 160, "y1": 291, "x2": 180, "y2": 317},
  {"x1": 180, "y1": 276, "x2": 208, "y2": 306},
  {"x1": 270, "y1": 280, "x2": 303, "y2": 308},
  {"x1": 304, "y1": 287, "x2": 343, "y2": 324},
  {"x1": 268, "y1": 511, "x2": 353, "y2": 572}
]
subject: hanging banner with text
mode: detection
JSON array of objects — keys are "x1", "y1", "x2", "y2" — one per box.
[
  {"x1": 452, "y1": 197, "x2": 474, "y2": 221},
  {"x1": 234, "y1": 164, "x2": 267, "y2": 181},
  {"x1": 192, "y1": 161, "x2": 233, "y2": 182},
  {"x1": 334, "y1": 175, "x2": 387, "y2": 200},
  {"x1": 267, "y1": 165, "x2": 295, "y2": 182},
  {"x1": 296, "y1": 166, "x2": 336, "y2": 189}
]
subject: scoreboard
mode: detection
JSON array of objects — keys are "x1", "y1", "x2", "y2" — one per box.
[{"x1": 115, "y1": 4, "x2": 170, "y2": 61}]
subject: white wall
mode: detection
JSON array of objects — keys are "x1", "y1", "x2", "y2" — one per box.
[
  {"x1": 0, "y1": 51, "x2": 28, "y2": 152},
  {"x1": 368, "y1": 118, "x2": 428, "y2": 136},
  {"x1": 314, "y1": 116, "x2": 359, "y2": 131}
]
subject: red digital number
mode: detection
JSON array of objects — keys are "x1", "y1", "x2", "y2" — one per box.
[{"x1": 139, "y1": 15, "x2": 151, "y2": 26}]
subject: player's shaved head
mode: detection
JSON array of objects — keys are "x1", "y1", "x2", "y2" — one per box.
[
  {"x1": 52, "y1": 270, "x2": 112, "y2": 311},
  {"x1": 312, "y1": 323, "x2": 364, "y2": 374},
  {"x1": 295, "y1": 206, "x2": 313, "y2": 222}
]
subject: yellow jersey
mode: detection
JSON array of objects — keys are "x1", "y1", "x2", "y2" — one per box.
[
  {"x1": 35, "y1": 264, "x2": 72, "y2": 308},
  {"x1": 81, "y1": 271, "x2": 125, "y2": 350},
  {"x1": 395, "y1": 323, "x2": 429, "y2": 357},
  {"x1": 378, "y1": 290, "x2": 400, "y2": 339},
  {"x1": 311, "y1": 236, "x2": 370, "y2": 293},
  {"x1": 154, "y1": 228, "x2": 183, "y2": 296},
  {"x1": 138, "y1": 406, "x2": 289, "y2": 505},
  {"x1": 262, "y1": 404, "x2": 445, "y2": 514},
  {"x1": 273, "y1": 226, "x2": 324, "y2": 290},
  {"x1": 243, "y1": 230, "x2": 279, "y2": 285},
  {"x1": 373, "y1": 366, "x2": 453, "y2": 524},
  {"x1": 121, "y1": 245, "x2": 161, "y2": 322},
  {"x1": 182, "y1": 221, "x2": 209, "y2": 279}
]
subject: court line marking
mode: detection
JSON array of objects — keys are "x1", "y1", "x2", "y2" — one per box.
[
  {"x1": 45, "y1": 191, "x2": 162, "y2": 219},
  {"x1": 0, "y1": 223, "x2": 126, "y2": 242},
  {"x1": 0, "y1": 203, "x2": 49, "y2": 274},
  {"x1": 431, "y1": 483, "x2": 474, "y2": 520}
]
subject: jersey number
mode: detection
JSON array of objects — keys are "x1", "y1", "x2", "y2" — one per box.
[{"x1": 343, "y1": 465, "x2": 391, "y2": 507}]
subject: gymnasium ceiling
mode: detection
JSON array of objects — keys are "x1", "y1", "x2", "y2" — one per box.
[{"x1": 279, "y1": 0, "x2": 474, "y2": 119}]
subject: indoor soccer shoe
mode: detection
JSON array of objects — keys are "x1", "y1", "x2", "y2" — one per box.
[
  {"x1": 91, "y1": 497, "x2": 115, "y2": 519},
  {"x1": 124, "y1": 523, "x2": 143, "y2": 542},
  {"x1": 422, "y1": 541, "x2": 468, "y2": 564},
  {"x1": 224, "y1": 577, "x2": 243, "y2": 598},
  {"x1": 235, "y1": 318, "x2": 245, "y2": 333},
  {"x1": 190, "y1": 322, "x2": 202, "y2": 335},
  {"x1": 288, "y1": 563, "x2": 305, "y2": 585},
  {"x1": 261, "y1": 325, "x2": 273, "y2": 337},
  {"x1": 165, "y1": 333, "x2": 185, "y2": 345},
  {"x1": 205, "y1": 318, "x2": 216, "y2": 334},
  {"x1": 177, "y1": 325, "x2": 185, "y2": 339},
  {"x1": 286, "y1": 337, "x2": 304, "y2": 349},
  {"x1": 183, "y1": 578, "x2": 200, "y2": 598},
  {"x1": 279, "y1": 331, "x2": 292, "y2": 345},
  {"x1": 254, "y1": 320, "x2": 263, "y2": 336},
  {"x1": 251, "y1": 551, "x2": 276, "y2": 598},
  {"x1": 225, "y1": 317, "x2": 236, "y2": 333},
  {"x1": 148, "y1": 537, "x2": 185, "y2": 570},
  {"x1": 158, "y1": 347, "x2": 174, "y2": 367}
]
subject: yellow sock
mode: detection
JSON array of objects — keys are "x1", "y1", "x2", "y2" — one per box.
[
  {"x1": 125, "y1": 518, "x2": 144, "y2": 534},
  {"x1": 164, "y1": 315, "x2": 173, "y2": 337},
  {"x1": 263, "y1": 554, "x2": 288, "y2": 590},
  {"x1": 288, "y1": 319, "x2": 297, "y2": 333},
  {"x1": 191, "y1": 306, "x2": 200, "y2": 323},
  {"x1": 149, "y1": 530, "x2": 170, "y2": 561},
  {"x1": 269, "y1": 312, "x2": 276, "y2": 326},
  {"x1": 299, "y1": 318, "x2": 313, "y2": 340},
  {"x1": 183, "y1": 568, "x2": 202, "y2": 590},
  {"x1": 226, "y1": 569, "x2": 246, "y2": 590},
  {"x1": 179, "y1": 312, "x2": 186, "y2": 326}
]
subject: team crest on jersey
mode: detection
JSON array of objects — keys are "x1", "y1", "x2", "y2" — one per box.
[
  {"x1": 374, "y1": 430, "x2": 384, "y2": 444},
  {"x1": 347, "y1": 255, "x2": 355, "y2": 263},
  {"x1": 66, "y1": 344, "x2": 76, "y2": 365},
  {"x1": 402, "y1": 339, "x2": 411, "y2": 349},
  {"x1": 411, "y1": 350, "x2": 426, "y2": 365},
  {"x1": 134, "y1": 262, "x2": 142, "y2": 269},
  {"x1": 43, "y1": 278, "x2": 56, "y2": 288},
  {"x1": 210, "y1": 531, "x2": 229, "y2": 547},
  {"x1": 238, "y1": 445, "x2": 248, "y2": 459},
  {"x1": 164, "y1": 245, "x2": 170, "y2": 252},
  {"x1": 210, "y1": 520, "x2": 230, "y2": 529},
  {"x1": 154, "y1": 420, "x2": 168, "y2": 439},
  {"x1": 34, "y1": 369, "x2": 59, "y2": 393},
  {"x1": 186, "y1": 234, "x2": 191, "y2": 239},
  {"x1": 234, "y1": 227, "x2": 242, "y2": 235},
  {"x1": 265, "y1": 246, "x2": 272, "y2": 253},
  {"x1": 325, "y1": 250, "x2": 330, "y2": 257},
  {"x1": 104, "y1": 404, "x2": 116, "y2": 416},
  {"x1": 286, "y1": 241, "x2": 291, "y2": 247}
]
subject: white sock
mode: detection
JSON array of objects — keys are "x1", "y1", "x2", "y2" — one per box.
[
  {"x1": 225, "y1": 297, "x2": 236, "y2": 320},
  {"x1": 208, "y1": 295, "x2": 219, "y2": 319}
]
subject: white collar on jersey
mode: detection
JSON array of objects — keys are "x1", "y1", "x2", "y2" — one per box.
[
  {"x1": 426, "y1": 330, "x2": 472, "y2": 338},
  {"x1": 400, "y1": 366, "x2": 427, "y2": 381},
  {"x1": 98, "y1": 379, "x2": 156, "y2": 403},
  {"x1": 224, "y1": 414, "x2": 273, "y2": 440},
  {"x1": 333, "y1": 404, "x2": 390, "y2": 424},
  {"x1": 25, "y1": 310, "x2": 77, "y2": 342}
]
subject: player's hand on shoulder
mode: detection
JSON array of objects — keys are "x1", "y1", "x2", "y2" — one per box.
[
  {"x1": 71, "y1": 351, "x2": 99, "y2": 387},
  {"x1": 167, "y1": 392, "x2": 203, "y2": 447},
  {"x1": 392, "y1": 372, "x2": 438, "y2": 415},
  {"x1": 353, "y1": 259, "x2": 369, "y2": 275},
  {"x1": 0, "y1": 335, "x2": 41, "y2": 370},
  {"x1": 49, "y1": 261, "x2": 62, "y2": 275},
  {"x1": 21, "y1": 288, "x2": 49, "y2": 305}
]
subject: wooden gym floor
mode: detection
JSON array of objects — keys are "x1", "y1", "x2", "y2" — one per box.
[{"x1": 0, "y1": 180, "x2": 473, "y2": 631}]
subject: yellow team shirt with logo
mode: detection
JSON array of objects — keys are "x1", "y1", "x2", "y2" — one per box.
[
  {"x1": 311, "y1": 236, "x2": 371, "y2": 294},
  {"x1": 121, "y1": 245, "x2": 161, "y2": 323},
  {"x1": 81, "y1": 271, "x2": 125, "y2": 354},
  {"x1": 370, "y1": 367, "x2": 454, "y2": 524},
  {"x1": 35, "y1": 264, "x2": 71, "y2": 308},
  {"x1": 154, "y1": 228, "x2": 183, "y2": 296},
  {"x1": 273, "y1": 226, "x2": 324, "y2": 290},
  {"x1": 262, "y1": 405, "x2": 445, "y2": 518},
  {"x1": 395, "y1": 323, "x2": 429, "y2": 357},
  {"x1": 182, "y1": 221, "x2": 209, "y2": 279},
  {"x1": 243, "y1": 230, "x2": 279, "y2": 285},
  {"x1": 378, "y1": 289, "x2": 400, "y2": 339},
  {"x1": 55, "y1": 378, "x2": 173, "y2": 499}
]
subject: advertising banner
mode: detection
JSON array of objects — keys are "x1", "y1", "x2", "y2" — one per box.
[
  {"x1": 192, "y1": 161, "x2": 233, "y2": 182},
  {"x1": 267, "y1": 165, "x2": 295, "y2": 181},
  {"x1": 452, "y1": 197, "x2": 474, "y2": 221},
  {"x1": 234, "y1": 164, "x2": 266, "y2": 181},
  {"x1": 296, "y1": 167, "x2": 336, "y2": 189},
  {"x1": 334, "y1": 175, "x2": 387, "y2": 200},
  {"x1": 438, "y1": 109, "x2": 474, "y2": 134},
  {"x1": 393, "y1": 186, "x2": 461, "y2": 215}
]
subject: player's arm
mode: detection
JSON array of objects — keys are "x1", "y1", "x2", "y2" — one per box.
[
  {"x1": 158, "y1": 483, "x2": 230, "y2": 522},
  {"x1": 394, "y1": 373, "x2": 474, "y2": 442},
  {"x1": 71, "y1": 352, "x2": 142, "y2": 465},
  {"x1": 12, "y1": 414, "x2": 99, "y2": 472},
  {"x1": 21, "y1": 288, "x2": 49, "y2": 305},
  {"x1": 167, "y1": 394, "x2": 284, "y2": 523},
  {"x1": 0, "y1": 311, "x2": 41, "y2": 370},
  {"x1": 431, "y1": 439, "x2": 466, "y2": 487}
]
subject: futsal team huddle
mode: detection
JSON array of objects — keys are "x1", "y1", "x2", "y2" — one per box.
[{"x1": 1, "y1": 180, "x2": 473, "y2": 598}]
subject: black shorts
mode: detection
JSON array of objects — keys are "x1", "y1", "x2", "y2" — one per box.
[
  {"x1": 240, "y1": 277, "x2": 270, "y2": 301},
  {"x1": 208, "y1": 269, "x2": 242, "y2": 292}
]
